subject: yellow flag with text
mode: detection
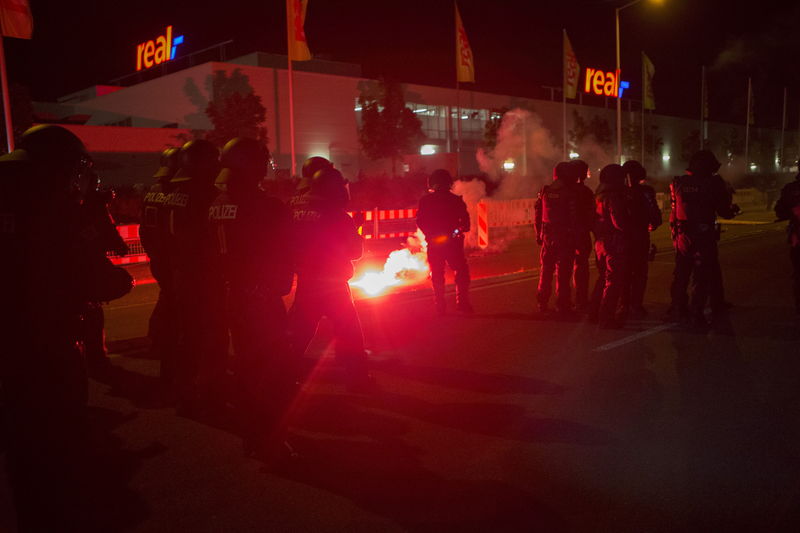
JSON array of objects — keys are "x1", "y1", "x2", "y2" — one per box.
[
  {"x1": 563, "y1": 31, "x2": 579, "y2": 99},
  {"x1": 287, "y1": 0, "x2": 311, "y2": 61},
  {"x1": 0, "y1": 0, "x2": 33, "y2": 39},
  {"x1": 455, "y1": 5, "x2": 475, "y2": 83},
  {"x1": 642, "y1": 52, "x2": 655, "y2": 110}
]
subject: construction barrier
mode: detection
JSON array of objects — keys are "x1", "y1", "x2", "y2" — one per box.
[
  {"x1": 108, "y1": 224, "x2": 148, "y2": 265},
  {"x1": 476, "y1": 198, "x2": 536, "y2": 249}
]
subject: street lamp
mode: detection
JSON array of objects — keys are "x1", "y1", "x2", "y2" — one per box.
[{"x1": 615, "y1": 0, "x2": 662, "y2": 163}]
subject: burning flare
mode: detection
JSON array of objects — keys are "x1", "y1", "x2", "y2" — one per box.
[{"x1": 350, "y1": 230, "x2": 429, "y2": 297}]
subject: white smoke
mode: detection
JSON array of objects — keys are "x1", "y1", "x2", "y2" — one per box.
[{"x1": 476, "y1": 108, "x2": 560, "y2": 200}]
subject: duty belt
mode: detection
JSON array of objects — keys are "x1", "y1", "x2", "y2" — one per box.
[{"x1": 674, "y1": 220, "x2": 714, "y2": 233}]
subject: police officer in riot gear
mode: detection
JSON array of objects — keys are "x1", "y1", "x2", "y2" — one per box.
[
  {"x1": 78, "y1": 183, "x2": 130, "y2": 374},
  {"x1": 534, "y1": 162, "x2": 581, "y2": 315},
  {"x1": 667, "y1": 150, "x2": 738, "y2": 328},
  {"x1": 570, "y1": 159, "x2": 595, "y2": 312},
  {"x1": 416, "y1": 168, "x2": 472, "y2": 314},
  {"x1": 209, "y1": 137, "x2": 295, "y2": 456},
  {"x1": 774, "y1": 163, "x2": 800, "y2": 314},
  {"x1": 0, "y1": 125, "x2": 132, "y2": 530},
  {"x1": 289, "y1": 167, "x2": 373, "y2": 390},
  {"x1": 141, "y1": 147, "x2": 181, "y2": 384},
  {"x1": 588, "y1": 164, "x2": 631, "y2": 328},
  {"x1": 620, "y1": 160, "x2": 662, "y2": 319},
  {"x1": 165, "y1": 139, "x2": 227, "y2": 413}
]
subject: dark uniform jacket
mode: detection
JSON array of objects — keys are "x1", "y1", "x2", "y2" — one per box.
[
  {"x1": 669, "y1": 173, "x2": 736, "y2": 231},
  {"x1": 775, "y1": 176, "x2": 800, "y2": 246},
  {"x1": 140, "y1": 179, "x2": 175, "y2": 265},
  {"x1": 291, "y1": 194, "x2": 363, "y2": 282},
  {"x1": 628, "y1": 182, "x2": 662, "y2": 237},
  {"x1": 593, "y1": 182, "x2": 630, "y2": 254},
  {"x1": 209, "y1": 188, "x2": 293, "y2": 295},
  {"x1": 417, "y1": 190, "x2": 470, "y2": 241},
  {"x1": 164, "y1": 178, "x2": 220, "y2": 273},
  {"x1": 534, "y1": 179, "x2": 580, "y2": 242}
]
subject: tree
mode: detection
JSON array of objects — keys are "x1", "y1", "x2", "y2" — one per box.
[
  {"x1": 568, "y1": 110, "x2": 612, "y2": 150},
  {"x1": 0, "y1": 83, "x2": 33, "y2": 152},
  {"x1": 622, "y1": 120, "x2": 663, "y2": 167},
  {"x1": 680, "y1": 130, "x2": 702, "y2": 167},
  {"x1": 720, "y1": 127, "x2": 744, "y2": 166},
  {"x1": 358, "y1": 80, "x2": 424, "y2": 176},
  {"x1": 204, "y1": 69, "x2": 268, "y2": 148}
]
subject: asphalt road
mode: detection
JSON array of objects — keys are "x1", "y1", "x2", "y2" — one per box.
[{"x1": 3, "y1": 209, "x2": 800, "y2": 532}]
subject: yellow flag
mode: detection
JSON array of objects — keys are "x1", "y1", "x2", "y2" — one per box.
[
  {"x1": 287, "y1": 0, "x2": 311, "y2": 62},
  {"x1": 455, "y1": 4, "x2": 475, "y2": 83},
  {"x1": 642, "y1": 52, "x2": 655, "y2": 110},
  {"x1": 563, "y1": 30, "x2": 579, "y2": 99},
  {"x1": 0, "y1": 0, "x2": 33, "y2": 39}
]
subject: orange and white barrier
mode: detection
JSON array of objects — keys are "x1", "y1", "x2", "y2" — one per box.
[
  {"x1": 477, "y1": 200, "x2": 489, "y2": 249},
  {"x1": 108, "y1": 224, "x2": 148, "y2": 265}
]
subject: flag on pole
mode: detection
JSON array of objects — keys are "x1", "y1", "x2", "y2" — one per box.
[
  {"x1": 642, "y1": 52, "x2": 656, "y2": 110},
  {"x1": 455, "y1": 4, "x2": 475, "y2": 83},
  {"x1": 0, "y1": 0, "x2": 32, "y2": 39},
  {"x1": 286, "y1": 0, "x2": 311, "y2": 62},
  {"x1": 747, "y1": 78, "x2": 755, "y2": 126},
  {"x1": 563, "y1": 31, "x2": 579, "y2": 99}
]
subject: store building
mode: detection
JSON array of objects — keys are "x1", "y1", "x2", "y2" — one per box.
[{"x1": 34, "y1": 47, "x2": 793, "y2": 186}]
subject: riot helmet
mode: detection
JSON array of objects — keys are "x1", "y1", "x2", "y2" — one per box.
[
  {"x1": 311, "y1": 167, "x2": 349, "y2": 208},
  {"x1": 217, "y1": 137, "x2": 270, "y2": 191},
  {"x1": 298, "y1": 156, "x2": 333, "y2": 195},
  {"x1": 428, "y1": 169, "x2": 454, "y2": 192},
  {"x1": 172, "y1": 139, "x2": 220, "y2": 184},
  {"x1": 153, "y1": 147, "x2": 181, "y2": 180},
  {"x1": 599, "y1": 164, "x2": 626, "y2": 187},
  {"x1": 622, "y1": 160, "x2": 646, "y2": 184},
  {"x1": 553, "y1": 161, "x2": 574, "y2": 181},
  {"x1": 571, "y1": 159, "x2": 590, "y2": 183},
  {"x1": 687, "y1": 150, "x2": 721, "y2": 176},
  {"x1": 19, "y1": 124, "x2": 91, "y2": 192}
]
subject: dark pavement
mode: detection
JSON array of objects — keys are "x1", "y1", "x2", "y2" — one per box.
[{"x1": 2, "y1": 209, "x2": 800, "y2": 531}]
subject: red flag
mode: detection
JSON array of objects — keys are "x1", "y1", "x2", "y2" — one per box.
[
  {"x1": 455, "y1": 4, "x2": 475, "y2": 83},
  {"x1": 287, "y1": 0, "x2": 311, "y2": 61},
  {"x1": 0, "y1": 0, "x2": 32, "y2": 39}
]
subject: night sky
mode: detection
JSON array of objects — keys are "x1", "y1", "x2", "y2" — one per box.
[{"x1": 5, "y1": 0, "x2": 800, "y2": 128}]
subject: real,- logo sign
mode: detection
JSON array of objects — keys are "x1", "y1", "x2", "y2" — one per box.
[
  {"x1": 583, "y1": 67, "x2": 630, "y2": 98},
  {"x1": 136, "y1": 26, "x2": 185, "y2": 71}
]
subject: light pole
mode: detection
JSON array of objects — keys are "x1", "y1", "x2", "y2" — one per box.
[{"x1": 615, "y1": 0, "x2": 662, "y2": 164}]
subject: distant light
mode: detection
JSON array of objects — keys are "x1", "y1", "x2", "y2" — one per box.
[
  {"x1": 414, "y1": 108, "x2": 428, "y2": 114},
  {"x1": 503, "y1": 159, "x2": 515, "y2": 171},
  {"x1": 569, "y1": 151, "x2": 580, "y2": 160},
  {"x1": 749, "y1": 163, "x2": 758, "y2": 171},
  {"x1": 662, "y1": 153, "x2": 671, "y2": 162},
  {"x1": 420, "y1": 144, "x2": 437, "y2": 155},
  {"x1": 354, "y1": 106, "x2": 362, "y2": 112},
  {"x1": 402, "y1": 163, "x2": 410, "y2": 173},
  {"x1": 461, "y1": 115, "x2": 469, "y2": 119}
]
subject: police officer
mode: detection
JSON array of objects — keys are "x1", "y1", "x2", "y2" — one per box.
[
  {"x1": 416, "y1": 169, "x2": 472, "y2": 314},
  {"x1": 209, "y1": 138, "x2": 295, "y2": 456},
  {"x1": 164, "y1": 139, "x2": 227, "y2": 413},
  {"x1": 774, "y1": 165, "x2": 800, "y2": 314},
  {"x1": 534, "y1": 162, "x2": 580, "y2": 315},
  {"x1": 571, "y1": 159, "x2": 595, "y2": 312},
  {"x1": 588, "y1": 164, "x2": 631, "y2": 328},
  {"x1": 141, "y1": 147, "x2": 180, "y2": 385},
  {"x1": 620, "y1": 160, "x2": 662, "y2": 319},
  {"x1": 667, "y1": 150, "x2": 738, "y2": 328},
  {"x1": 288, "y1": 167, "x2": 373, "y2": 390},
  {"x1": 78, "y1": 183, "x2": 130, "y2": 374},
  {"x1": 0, "y1": 125, "x2": 131, "y2": 529}
]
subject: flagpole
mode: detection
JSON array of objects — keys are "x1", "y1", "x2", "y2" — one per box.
[
  {"x1": 456, "y1": 80, "x2": 461, "y2": 177},
  {"x1": 562, "y1": 29, "x2": 567, "y2": 161},
  {"x1": 780, "y1": 86, "x2": 787, "y2": 170},
  {"x1": 0, "y1": 36, "x2": 15, "y2": 153},
  {"x1": 287, "y1": 56, "x2": 297, "y2": 177},
  {"x1": 700, "y1": 66, "x2": 706, "y2": 150},
  {"x1": 640, "y1": 51, "x2": 645, "y2": 163},
  {"x1": 744, "y1": 77, "x2": 751, "y2": 173}
]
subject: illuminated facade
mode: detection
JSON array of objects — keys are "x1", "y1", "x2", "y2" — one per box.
[{"x1": 36, "y1": 51, "x2": 790, "y2": 185}]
